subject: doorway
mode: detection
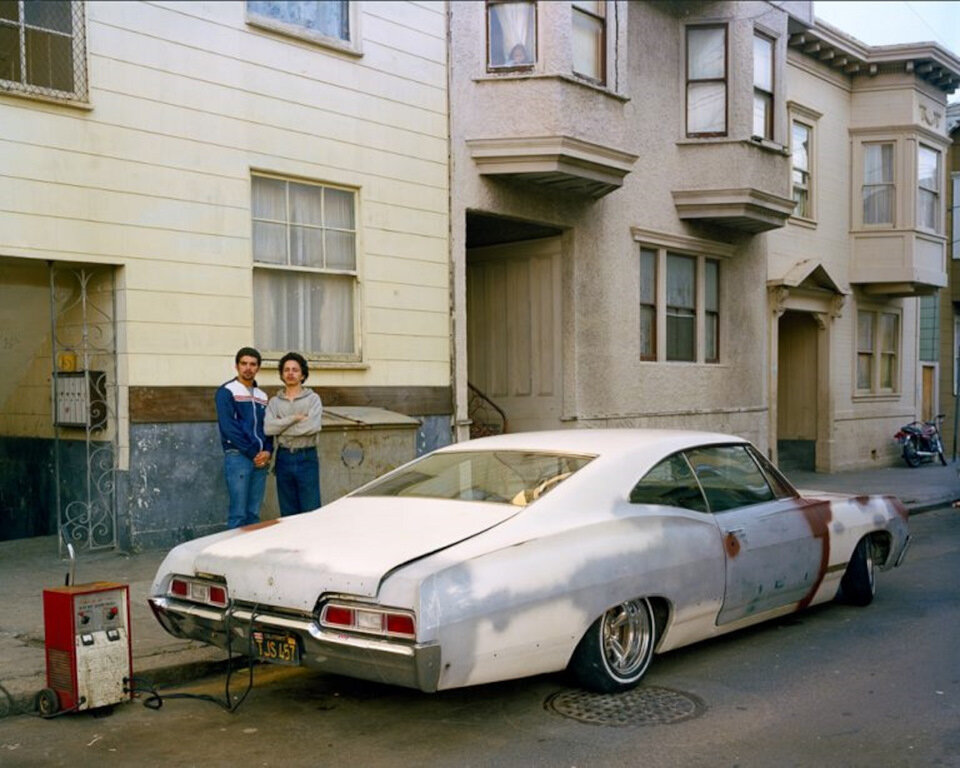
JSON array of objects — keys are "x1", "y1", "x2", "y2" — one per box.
[{"x1": 777, "y1": 310, "x2": 819, "y2": 471}]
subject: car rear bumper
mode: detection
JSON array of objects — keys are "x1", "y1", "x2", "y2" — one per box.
[{"x1": 147, "y1": 596, "x2": 442, "y2": 692}]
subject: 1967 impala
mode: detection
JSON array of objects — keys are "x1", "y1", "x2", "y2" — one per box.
[{"x1": 149, "y1": 429, "x2": 909, "y2": 693}]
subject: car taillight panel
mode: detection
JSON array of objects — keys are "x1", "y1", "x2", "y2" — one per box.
[
  {"x1": 168, "y1": 576, "x2": 229, "y2": 608},
  {"x1": 320, "y1": 602, "x2": 416, "y2": 639}
]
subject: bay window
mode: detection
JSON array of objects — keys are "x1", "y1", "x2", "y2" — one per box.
[
  {"x1": 487, "y1": 1, "x2": 536, "y2": 69},
  {"x1": 686, "y1": 25, "x2": 727, "y2": 137},
  {"x1": 572, "y1": 1, "x2": 605, "y2": 83},
  {"x1": 252, "y1": 175, "x2": 358, "y2": 359},
  {"x1": 917, "y1": 145, "x2": 940, "y2": 232},
  {"x1": 752, "y1": 33, "x2": 774, "y2": 140},
  {"x1": 862, "y1": 143, "x2": 894, "y2": 225}
]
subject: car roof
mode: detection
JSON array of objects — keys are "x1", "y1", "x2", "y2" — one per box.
[{"x1": 437, "y1": 428, "x2": 747, "y2": 457}]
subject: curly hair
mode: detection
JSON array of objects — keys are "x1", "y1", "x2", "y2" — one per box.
[{"x1": 278, "y1": 351, "x2": 309, "y2": 382}]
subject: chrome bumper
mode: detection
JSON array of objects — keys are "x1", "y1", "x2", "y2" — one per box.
[{"x1": 148, "y1": 597, "x2": 442, "y2": 692}]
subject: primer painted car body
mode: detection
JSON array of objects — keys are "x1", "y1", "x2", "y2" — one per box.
[{"x1": 148, "y1": 429, "x2": 910, "y2": 692}]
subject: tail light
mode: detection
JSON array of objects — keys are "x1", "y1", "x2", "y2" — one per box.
[
  {"x1": 168, "y1": 576, "x2": 229, "y2": 608},
  {"x1": 319, "y1": 602, "x2": 416, "y2": 640}
]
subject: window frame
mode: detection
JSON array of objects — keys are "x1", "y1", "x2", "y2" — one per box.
[
  {"x1": 637, "y1": 241, "x2": 721, "y2": 365},
  {"x1": 917, "y1": 143, "x2": 941, "y2": 234},
  {"x1": 790, "y1": 118, "x2": 813, "y2": 221},
  {"x1": 861, "y1": 141, "x2": 896, "y2": 227},
  {"x1": 571, "y1": 0, "x2": 606, "y2": 85},
  {"x1": 685, "y1": 24, "x2": 728, "y2": 138},
  {"x1": 0, "y1": 0, "x2": 88, "y2": 102},
  {"x1": 752, "y1": 31, "x2": 774, "y2": 141},
  {"x1": 250, "y1": 173, "x2": 361, "y2": 362},
  {"x1": 855, "y1": 307, "x2": 901, "y2": 396},
  {"x1": 245, "y1": 0, "x2": 362, "y2": 56},
  {"x1": 485, "y1": 0, "x2": 537, "y2": 72}
]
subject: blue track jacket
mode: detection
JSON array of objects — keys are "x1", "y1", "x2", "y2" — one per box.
[{"x1": 215, "y1": 378, "x2": 273, "y2": 459}]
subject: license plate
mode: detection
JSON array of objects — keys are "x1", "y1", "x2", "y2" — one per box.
[{"x1": 251, "y1": 630, "x2": 300, "y2": 666}]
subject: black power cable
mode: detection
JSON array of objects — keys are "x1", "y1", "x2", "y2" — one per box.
[{"x1": 125, "y1": 604, "x2": 261, "y2": 713}]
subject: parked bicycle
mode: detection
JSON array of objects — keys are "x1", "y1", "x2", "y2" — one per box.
[{"x1": 894, "y1": 414, "x2": 946, "y2": 467}]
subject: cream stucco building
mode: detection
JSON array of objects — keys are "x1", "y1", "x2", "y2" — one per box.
[
  {"x1": 450, "y1": 1, "x2": 959, "y2": 474},
  {"x1": 0, "y1": 1, "x2": 450, "y2": 548}
]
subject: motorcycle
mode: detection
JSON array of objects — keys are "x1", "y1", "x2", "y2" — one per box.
[{"x1": 894, "y1": 414, "x2": 946, "y2": 467}]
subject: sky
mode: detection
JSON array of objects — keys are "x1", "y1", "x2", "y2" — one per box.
[
  {"x1": 813, "y1": 1, "x2": 960, "y2": 56},
  {"x1": 813, "y1": 1, "x2": 960, "y2": 101}
]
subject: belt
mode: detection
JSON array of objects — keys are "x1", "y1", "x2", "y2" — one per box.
[{"x1": 277, "y1": 445, "x2": 316, "y2": 454}]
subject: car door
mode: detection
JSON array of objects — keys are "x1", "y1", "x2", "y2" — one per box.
[{"x1": 683, "y1": 445, "x2": 825, "y2": 625}]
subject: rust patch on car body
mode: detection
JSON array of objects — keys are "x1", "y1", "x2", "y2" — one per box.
[
  {"x1": 241, "y1": 519, "x2": 281, "y2": 532},
  {"x1": 796, "y1": 498, "x2": 832, "y2": 610},
  {"x1": 724, "y1": 532, "x2": 741, "y2": 558}
]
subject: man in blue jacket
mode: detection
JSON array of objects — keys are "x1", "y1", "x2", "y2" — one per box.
[{"x1": 215, "y1": 347, "x2": 273, "y2": 528}]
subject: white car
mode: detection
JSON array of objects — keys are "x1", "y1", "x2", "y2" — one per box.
[{"x1": 148, "y1": 429, "x2": 910, "y2": 693}]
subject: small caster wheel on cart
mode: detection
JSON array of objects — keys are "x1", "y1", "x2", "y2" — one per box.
[{"x1": 36, "y1": 688, "x2": 60, "y2": 717}]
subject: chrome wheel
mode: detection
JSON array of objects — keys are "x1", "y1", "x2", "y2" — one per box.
[{"x1": 600, "y1": 599, "x2": 655, "y2": 679}]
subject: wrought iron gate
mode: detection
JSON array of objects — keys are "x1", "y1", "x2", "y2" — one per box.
[{"x1": 49, "y1": 264, "x2": 119, "y2": 552}]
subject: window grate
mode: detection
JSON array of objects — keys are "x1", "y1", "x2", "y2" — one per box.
[{"x1": 0, "y1": 0, "x2": 87, "y2": 101}]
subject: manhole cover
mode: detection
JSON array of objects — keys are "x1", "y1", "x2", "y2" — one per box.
[{"x1": 545, "y1": 686, "x2": 704, "y2": 727}]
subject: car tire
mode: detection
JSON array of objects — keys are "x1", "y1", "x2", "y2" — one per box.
[
  {"x1": 570, "y1": 597, "x2": 656, "y2": 693},
  {"x1": 839, "y1": 538, "x2": 875, "y2": 607}
]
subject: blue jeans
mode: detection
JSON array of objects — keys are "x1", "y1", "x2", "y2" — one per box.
[
  {"x1": 274, "y1": 447, "x2": 321, "y2": 516},
  {"x1": 224, "y1": 450, "x2": 268, "y2": 529}
]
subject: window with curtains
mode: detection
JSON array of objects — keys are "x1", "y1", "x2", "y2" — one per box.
[
  {"x1": 686, "y1": 25, "x2": 726, "y2": 137},
  {"x1": 639, "y1": 248, "x2": 657, "y2": 361},
  {"x1": 0, "y1": 0, "x2": 86, "y2": 100},
  {"x1": 639, "y1": 245, "x2": 719, "y2": 364},
  {"x1": 917, "y1": 144, "x2": 940, "y2": 232},
  {"x1": 247, "y1": 0, "x2": 352, "y2": 46},
  {"x1": 857, "y1": 309, "x2": 899, "y2": 393},
  {"x1": 752, "y1": 32, "x2": 774, "y2": 140},
  {"x1": 666, "y1": 254, "x2": 696, "y2": 362},
  {"x1": 791, "y1": 119, "x2": 813, "y2": 219},
  {"x1": 572, "y1": 1, "x2": 605, "y2": 84},
  {"x1": 862, "y1": 143, "x2": 894, "y2": 225},
  {"x1": 251, "y1": 175, "x2": 358, "y2": 359},
  {"x1": 487, "y1": 1, "x2": 536, "y2": 69}
]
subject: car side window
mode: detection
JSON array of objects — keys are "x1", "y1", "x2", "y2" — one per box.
[
  {"x1": 683, "y1": 445, "x2": 776, "y2": 513},
  {"x1": 747, "y1": 445, "x2": 797, "y2": 499},
  {"x1": 629, "y1": 453, "x2": 708, "y2": 512}
]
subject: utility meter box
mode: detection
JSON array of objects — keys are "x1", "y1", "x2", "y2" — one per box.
[{"x1": 41, "y1": 582, "x2": 133, "y2": 714}]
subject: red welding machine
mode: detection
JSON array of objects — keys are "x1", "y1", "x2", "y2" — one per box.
[{"x1": 39, "y1": 582, "x2": 133, "y2": 715}]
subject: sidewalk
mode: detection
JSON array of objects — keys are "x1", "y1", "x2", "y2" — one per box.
[{"x1": 1, "y1": 461, "x2": 958, "y2": 719}]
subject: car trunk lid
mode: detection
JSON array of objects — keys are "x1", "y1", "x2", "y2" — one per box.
[{"x1": 190, "y1": 497, "x2": 517, "y2": 611}]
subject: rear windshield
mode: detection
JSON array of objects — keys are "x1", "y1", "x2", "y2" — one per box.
[{"x1": 354, "y1": 450, "x2": 594, "y2": 506}]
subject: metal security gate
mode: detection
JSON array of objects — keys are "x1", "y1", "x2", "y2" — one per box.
[{"x1": 49, "y1": 264, "x2": 119, "y2": 552}]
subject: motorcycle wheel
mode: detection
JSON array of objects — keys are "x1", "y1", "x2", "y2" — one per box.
[
  {"x1": 938, "y1": 447, "x2": 947, "y2": 466},
  {"x1": 902, "y1": 437, "x2": 922, "y2": 468}
]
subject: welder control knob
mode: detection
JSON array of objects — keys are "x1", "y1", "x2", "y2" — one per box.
[
  {"x1": 108, "y1": 607, "x2": 118, "y2": 620},
  {"x1": 79, "y1": 612, "x2": 90, "y2": 624}
]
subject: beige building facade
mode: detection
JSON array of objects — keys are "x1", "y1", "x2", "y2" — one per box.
[
  {"x1": 0, "y1": 1, "x2": 450, "y2": 548},
  {"x1": 450, "y1": 1, "x2": 959, "y2": 473}
]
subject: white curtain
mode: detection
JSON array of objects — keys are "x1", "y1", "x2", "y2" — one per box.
[
  {"x1": 489, "y1": 2, "x2": 535, "y2": 66},
  {"x1": 687, "y1": 27, "x2": 726, "y2": 134},
  {"x1": 863, "y1": 144, "x2": 893, "y2": 224}
]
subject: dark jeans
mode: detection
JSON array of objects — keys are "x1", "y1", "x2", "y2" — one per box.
[
  {"x1": 275, "y1": 446, "x2": 321, "y2": 516},
  {"x1": 224, "y1": 450, "x2": 268, "y2": 529}
]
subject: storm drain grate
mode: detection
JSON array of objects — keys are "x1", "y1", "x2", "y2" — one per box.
[{"x1": 544, "y1": 685, "x2": 705, "y2": 727}]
